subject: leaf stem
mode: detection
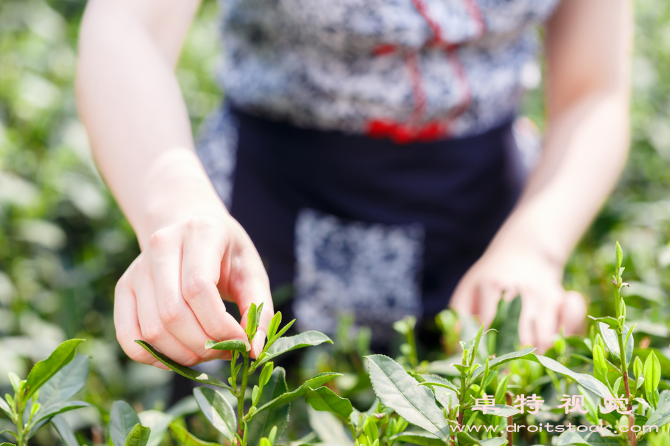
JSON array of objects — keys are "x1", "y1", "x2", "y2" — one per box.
[
  {"x1": 16, "y1": 401, "x2": 24, "y2": 446},
  {"x1": 237, "y1": 355, "x2": 250, "y2": 445},
  {"x1": 617, "y1": 330, "x2": 635, "y2": 446}
]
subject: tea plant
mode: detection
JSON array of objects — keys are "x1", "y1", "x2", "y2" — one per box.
[
  {"x1": 353, "y1": 243, "x2": 670, "y2": 446},
  {"x1": 0, "y1": 340, "x2": 89, "y2": 446},
  {"x1": 131, "y1": 303, "x2": 337, "y2": 446}
]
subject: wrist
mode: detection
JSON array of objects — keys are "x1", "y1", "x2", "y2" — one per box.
[
  {"x1": 486, "y1": 209, "x2": 570, "y2": 271},
  {"x1": 138, "y1": 149, "x2": 227, "y2": 246}
]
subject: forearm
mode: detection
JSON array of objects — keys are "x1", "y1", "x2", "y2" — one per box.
[
  {"x1": 76, "y1": 0, "x2": 219, "y2": 248},
  {"x1": 491, "y1": 88, "x2": 629, "y2": 265}
]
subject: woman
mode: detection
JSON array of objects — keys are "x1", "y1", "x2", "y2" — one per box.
[{"x1": 76, "y1": 0, "x2": 631, "y2": 367}]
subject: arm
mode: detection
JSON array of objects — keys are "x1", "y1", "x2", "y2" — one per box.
[
  {"x1": 76, "y1": 0, "x2": 273, "y2": 367},
  {"x1": 451, "y1": 0, "x2": 632, "y2": 352}
]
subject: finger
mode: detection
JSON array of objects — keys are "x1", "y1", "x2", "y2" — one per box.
[
  {"x1": 134, "y1": 260, "x2": 202, "y2": 366},
  {"x1": 148, "y1": 228, "x2": 243, "y2": 361},
  {"x1": 530, "y1": 290, "x2": 561, "y2": 354},
  {"x1": 449, "y1": 277, "x2": 477, "y2": 317},
  {"x1": 518, "y1": 292, "x2": 537, "y2": 349},
  {"x1": 224, "y1": 225, "x2": 274, "y2": 358},
  {"x1": 179, "y1": 220, "x2": 250, "y2": 347},
  {"x1": 475, "y1": 283, "x2": 511, "y2": 328},
  {"x1": 114, "y1": 276, "x2": 168, "y2": 370},
  {"x1": 559, "y1": 291, "x2": 587, "y2": 336}
]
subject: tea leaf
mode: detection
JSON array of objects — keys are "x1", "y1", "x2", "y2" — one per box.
[
  {"x1": 28, "y1": 401, "x2": 90, "y2": 435},
  {"x1": 38, "y1": 355, "x2": 89, "y2": 408},
  {"x1": 366, "y1": 355, "x2": 449, "y2": 441},
  {"x1": 110, "y1": 401, "x2": 141, "y2": 446},
  {"x1": 253, "y1": 331, "x2": 332, "y2": 370},
  {"x1": 305, "y1": 386, "x2": 353, "y2": 419},
  {"x1": 419, "y1": 375, "x2": 458, "y2": 410},
  {"x1": 533, "y1": 355, "x2": 612, "y2": 399},
  {"x1": 554, "y1": 430, "x2": 589, "y2": 446},
  {"x1": 51, "y1": 415, "x2": 79, "y2": 446},
  {"x1": 598, "y1": 323, "x2": 633, "y2": 364},
  {"x1": 495, "y1": 295, "x2": 521, "y2": 355},
  {"x1": 646, "y1": 391, "x2": 670, "y2": 429},
  {"x1": 25, "y1": 339, "x2": 84, "y2": 399},
  {"x1": 254, "y1": 373, "x2": 341, "y2": 415},
  {"x1": 205, "y1": 340, "x2": 248, "y2": 353},
  {"x1": 0, "y1": 431, "x2": 17, "y2": 441},
  {"x1": 615, "y1": 242, "x2": 623, "y2": 272},
  {"x1": 124, "y1": 424, "x2": 151, "y2": 446},
  {"x1": 589, "y1": 316, "x2": 619, "y2": 330},
  {"x1": 471, "y1": 348, "x2": 536, "y2": 379},
  {"x1": 0, "y1": 442, "x2": 16, "y2": 446},
  {"x1": 267, "y1": 312, "x2": 282, "y2": 340},
  {"x1": 457, "y1": 432, "x2": 507, "y2": 446},
  {"x1": 169, "y1": 422, "x2": 221, "y2": 446},
  {"x1": 0, "y1": 398, "x2": 11, "y2": 418},
  {"x1": 259, "y1": 363, "x2": 274, "y2": 388},
  {"x1": 389, "y1": 430, "x2": 445, "y2": 446},
  {"x1": 136, "y1": 341, "x2": 231, "y2": 390},
  {"x1": 645, "y1": 351, "x2": 661, "y2": 397},
  {"x1": 247, "y1": 367, "x2": 290, "y2": 446},
  {"x1": 193, "y1": 387, "x2": 237, "y2": 442}
]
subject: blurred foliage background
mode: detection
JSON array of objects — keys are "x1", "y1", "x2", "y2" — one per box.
[{"x1": 1, "y1": 0, "x2": 670, "y2": 440}]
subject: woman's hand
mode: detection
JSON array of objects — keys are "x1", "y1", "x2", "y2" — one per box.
[
  {"x1": 450, "y1": 235, "x2": 586, "y2": 354},
  {"x1": 451, "y1": 0, "x2": 630, "y2": 354},
  {"x1": 114, "y1": 211, "x2": 274, "y2": 369}
]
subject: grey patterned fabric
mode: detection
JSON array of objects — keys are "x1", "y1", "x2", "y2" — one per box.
[{"x1": 218, "y1": 0, "x2": 560, "y2": 139}]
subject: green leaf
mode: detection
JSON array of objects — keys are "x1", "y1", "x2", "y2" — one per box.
[
  {"x1": 193, "y1": 388, "x2": 237, "y2": 442},
  {"x1": 246, "y1": 303, "x2": 259, "y2": 340},
  {"x1": 615, "y1": 242, "x2": 623, "y2": 272},
  {"x1": 0, "y1": 398, "x2": 11, "y2": 418},
  {"x1": 0, "y1": 431, "x2": 17, "y2": 442},
  {"x1": 598, "y1": 323, "x2": 633, "y2": 364},
  {"x1": 532, "y1": 355, "x2": 612, "y2": 399},
  {"x1": 29, "y1": 401, "x2": 89, "y2": 433},
  {"x1": 646, "y1": 391, "x2": 670, "y2": 428},
  {"x1": 457, "y1": 432, "x2": 507, "y2": 446},
  {"x1": 389, "y1": 430, "x2": 446, "y2": 446},
  {"x1": 645, "y1": 351, "x2": 661, "y2": 397},
  {"x1": 589, "y1": 316, "x2": 619, "y2": 330},
  {"x1": 25, "y1": 339, "x2": 84, "y2": 399},
  {"x1": 0, "y1": 443, "x2": 16, "y2": 446},
  {"x1": 305, "y1": 387, "x2": 353, "y2": 419},
  {"x1": 253, "y1": 373, "x2": 341, "y2": 415},
  {"x1": 169, "y1": 422, "x2": 221, "y2": 446},
  {"x1": 135, "y1": 341, "x2": 231, "y2": 390},
  {"x1": 205, "y1": 340, "x2": 248, "y2": 353},
  {"x1": 124, "y1": 424, "x2": 151, "y2": 446},
  {"x1": 38, "y1": 355, "x2": 89, "y2": 408},
  {"x1": 419, "y1": 375, "x2": 458, "y2": 410},
  {"x1": 494, "y1": 295, "x2": 521, "y2": 355},
  {"x1": 253, "y1": 331, "x2": 332, "y2": 370},
  {"x1": 247, "y1": 368, "x2": 290, "y2": 446},
  {"x1": 267, "y1": 312, "x2": 282, "y2": 340},
  {"x1": 554, "y1": 430, "x2": 590, "y2": 446},
  {"x1": 307, "y1": 409, "x2": 353, "y2": 446},
  {"x1": 366, "y1": 355, "x2": 449, "y2": 441},
  {"x1": 110, "y1": 401, "x2": 142, "y2": 446},
  {"x1": 51, "y1": 415, "x2": 79, "y2": 446},
  {"x1": 469, "y1": 324, "x2": 485, "y2": 363},
  {"x1": 471, "y1": 348, "x2": 536, "y2": 380}
]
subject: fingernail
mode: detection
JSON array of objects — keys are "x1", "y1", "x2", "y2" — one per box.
[{"x1": 252, "y1": 332, "x2": 266, "y2": 357}]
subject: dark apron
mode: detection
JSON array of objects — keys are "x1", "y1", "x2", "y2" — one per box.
[{"x1": 220, "y1": 106, "x2": 526, "y2": 342}]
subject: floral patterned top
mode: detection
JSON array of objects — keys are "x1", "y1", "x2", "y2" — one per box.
[{"x1": 218, "y1": 0, "x2": 560, "y2": 142}]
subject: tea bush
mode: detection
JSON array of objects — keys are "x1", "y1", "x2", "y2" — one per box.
[{"x1": 3, "y1": 244, "x2": 670, "y2": 445}]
